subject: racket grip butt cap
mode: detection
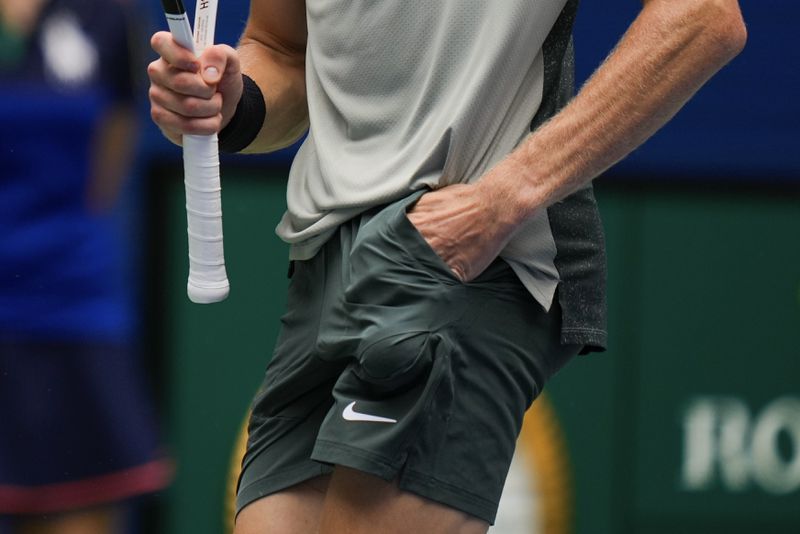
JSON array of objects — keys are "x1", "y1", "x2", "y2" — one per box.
[{"x1": 187, "y1": 280, "x2": 230, "y2": 304}]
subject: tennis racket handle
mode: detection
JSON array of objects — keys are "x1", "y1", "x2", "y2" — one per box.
[{"x1": 183, "y1": 133, "x2": 230, "y2": 303}]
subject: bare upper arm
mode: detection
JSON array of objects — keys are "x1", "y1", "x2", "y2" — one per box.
[
  {"x1": 242, "y1": 0, "x2": 307, "y2": 57},
  {"x1": 228, "y1": 0, "x2": 309, "y2": 152}
]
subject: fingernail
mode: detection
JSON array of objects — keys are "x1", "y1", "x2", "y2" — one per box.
[{"x1": 205, "y1": 66, "x2": 219, "y2": 78}]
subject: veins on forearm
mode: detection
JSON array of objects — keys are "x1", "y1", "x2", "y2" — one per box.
[{"x1": 498, "y1": 0, "x2": 745, "y2": 219}]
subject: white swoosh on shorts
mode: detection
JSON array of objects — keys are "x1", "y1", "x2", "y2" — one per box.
[{"x1": 342, "y1": 401, "x2": 397, "y2": 424}]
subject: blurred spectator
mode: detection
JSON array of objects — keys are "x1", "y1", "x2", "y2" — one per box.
[{"x1": 0, "y1": 0, "x2": 171, "y2": 533}]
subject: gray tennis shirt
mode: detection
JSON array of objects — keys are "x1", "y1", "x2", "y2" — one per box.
[{"x1": 276, "y1": 0, "x2": 571, "y2": 310}]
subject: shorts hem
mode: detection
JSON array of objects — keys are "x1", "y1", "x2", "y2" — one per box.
[
  {"x1": 311, "y1": 440, "x2": 399, "y2": 480},
  {"x1": 236, "y1": 462, "x2": 333, "y2": 516},
  {"x1": 312, "y1": 441, "x2": 497, "y2": 524},
  {"x1": 399, "y1": 469, "x2": 498, "y2": 525},
  {"x1": 561, "y1": 328, "x2": 607, "y2": 353}
]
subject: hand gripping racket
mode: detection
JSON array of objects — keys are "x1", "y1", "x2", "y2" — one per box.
[{"x1": 162, "y1": 0, "x2": 229, "y2": 303}]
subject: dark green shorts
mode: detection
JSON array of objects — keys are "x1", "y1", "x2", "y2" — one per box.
[{"x1": 236, "y1": 191, "x2": 578, "y2": 524}]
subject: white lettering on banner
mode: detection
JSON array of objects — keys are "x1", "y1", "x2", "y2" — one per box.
[
  {"x1": 681, "y1": 396, "x2": 800, "y2": 495},
  {"x1": 751, "y1": 397, "x2": 800, "y2": 494}
]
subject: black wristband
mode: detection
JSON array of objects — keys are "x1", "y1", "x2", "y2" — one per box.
[{"x1": 218, "y1": 74, "x2": 266, "y2": 154}]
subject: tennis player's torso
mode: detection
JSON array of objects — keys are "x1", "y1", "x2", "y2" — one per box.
[{"x1": 279, "y1": 1, "x2": 570, "y2": 266}]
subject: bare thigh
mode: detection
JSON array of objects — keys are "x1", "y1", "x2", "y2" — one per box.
[
  {"x1": 234, "y1": 468, "x2": 488, "y2": 534},
  {"x1": 320, "y1": 467, "x2": 488, "y2": 534},
  {"x1": 234, "y1": 476, "x2": 331, "y2": 534}
]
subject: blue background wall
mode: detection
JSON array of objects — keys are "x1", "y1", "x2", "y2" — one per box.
[
  {"x1": 572, "y1": 1, "x2": 799, "y2": 180},
  {"x1": 141, "y1": 1, "x2": 800, "y2": 179}
]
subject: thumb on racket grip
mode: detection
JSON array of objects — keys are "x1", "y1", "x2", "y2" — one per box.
[
  {"x1": 200, "y1": 44, "x2": 238, "y2": 84},
  {"x1": 203, "y1": 65, "x2": 221, "y2": 83}
]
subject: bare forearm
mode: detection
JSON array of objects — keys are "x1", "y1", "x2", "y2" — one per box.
[
  {"x1": 148, "y1": 1, "x2": 307, "y2": 152},
  {"x1": 482, "y1": 0, "x2": 747, "y2": 223}
]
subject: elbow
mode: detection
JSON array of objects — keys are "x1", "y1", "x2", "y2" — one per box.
[
  {"x1": 706, "y1": 0, "x2": 748, "y2": 59},
  {"x1": 719, "y1": 2, "x2": 747, "y2": 56},
  {"x1": 645, "y1": 0, "x2": 747, "y2": 62}
]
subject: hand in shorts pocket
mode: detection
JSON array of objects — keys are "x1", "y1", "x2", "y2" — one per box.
[{"x1": 405, "y1": 183, "x2": 517, "y2": 282}]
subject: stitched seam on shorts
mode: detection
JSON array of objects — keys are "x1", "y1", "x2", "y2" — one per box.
[
  {"x1": 314, "y1": 439, "x2": 398, "y2": 470},
  {"x1": 401, "y1": 469, "x2": 497, "y2": 508},
  {"x1": 312, "y1": 440, "x2": 401, "y2": 481},
  {"x1": 237, "y1": 461, "x2": 329, "y2": 496},
  {"x1": 561, "y1": 327, "x2": 606, "y2": 334}
]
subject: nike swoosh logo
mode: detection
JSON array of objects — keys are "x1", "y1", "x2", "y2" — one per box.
[{"x1": 342, "y1": 401, "x2": 397, "y2": 424}]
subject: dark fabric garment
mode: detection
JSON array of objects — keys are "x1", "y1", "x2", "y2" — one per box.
[
  {"x1": 237, "y1": 192, "x2": 579, "y2": 524},
  {"x1": 0, "y1": 341, "x2": 172, "y2": 514},
  {"x1": 537, "y1": 0, "x2": 609, "y2": 353}
]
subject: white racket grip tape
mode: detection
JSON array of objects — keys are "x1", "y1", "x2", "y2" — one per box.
[{"x1": 183, "y1": 133, "x2": 229, "y2": 303}]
